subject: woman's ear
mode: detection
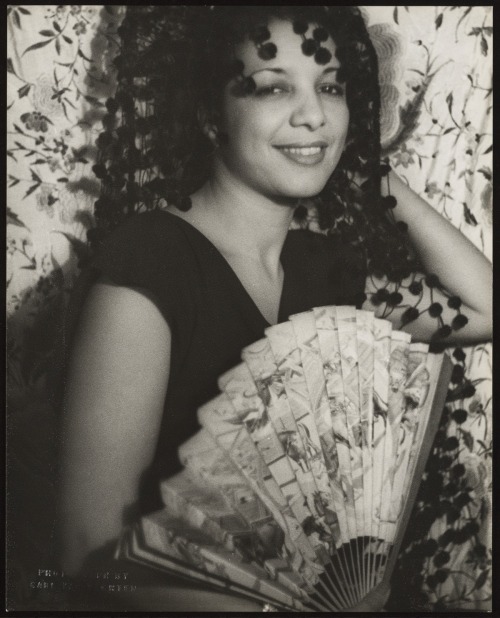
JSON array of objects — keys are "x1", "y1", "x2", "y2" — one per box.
[
  {"x1": 197, "y1": 107, "x2": 219, "y2": 147},
  {"x1": 205, "y1": 125, "x2": 219, "y2": 145}
]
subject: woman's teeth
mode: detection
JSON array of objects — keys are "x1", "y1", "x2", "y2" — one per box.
[
  {"x1": 276, "y1": 145, "x2": 327, "y2": 165},
  {"x1": 280, "y1": 146, "x2": 323, "y2": 155}
]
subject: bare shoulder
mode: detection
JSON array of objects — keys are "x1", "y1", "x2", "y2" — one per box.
[
  {"x1": 76, "y1": 276, "x2": 170, "y2": 355},
  {"x1": 66, "y1": 277, "x2": 171, "y2": 420}
]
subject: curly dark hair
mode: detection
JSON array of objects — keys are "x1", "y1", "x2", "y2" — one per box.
[{"x1": 91, "y1": 5, "x2": 416, "y2": 288}]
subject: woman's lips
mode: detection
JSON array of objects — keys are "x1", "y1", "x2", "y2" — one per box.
[{"x1": 274, "y1": 144, "x2": 327, "y2": 165}]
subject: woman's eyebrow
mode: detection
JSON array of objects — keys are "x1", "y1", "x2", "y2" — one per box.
[
  {"x1": 322, "y1": 66, "x2": 340, "y2": 75},
  {"x1": 248, "y1": 68, "x2": 286, "y2": 77},
  {"x1": 249, "y1": 66, "x2": 340, "y2": 77}
]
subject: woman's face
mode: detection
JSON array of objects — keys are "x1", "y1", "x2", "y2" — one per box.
[{"x1": 216, "y1": 18, "x2": 349, "y2": 201}]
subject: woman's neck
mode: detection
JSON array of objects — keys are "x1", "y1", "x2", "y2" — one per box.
[{"x1": 182, "y1": 168, "x2": 296, "y2": 272}]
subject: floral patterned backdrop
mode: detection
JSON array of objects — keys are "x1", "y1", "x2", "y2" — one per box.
[
  {"x1": 364, "y1": 7, "x2": 492, "y2": 611},
  {"x1": 6, "y1": 6, "x2": 492, "y2": 611},
  {"x1": 6, "y1": 5, "x2": 125, "y2": 608}
]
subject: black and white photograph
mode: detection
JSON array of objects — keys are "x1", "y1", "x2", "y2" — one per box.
[{"x1": 6, "y1": 5, "x2": 492, "y2": 613}]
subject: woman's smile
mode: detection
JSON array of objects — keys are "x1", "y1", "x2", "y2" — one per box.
[{"x1": 274, "y1": 142, "x2": 328, "y2": 166}]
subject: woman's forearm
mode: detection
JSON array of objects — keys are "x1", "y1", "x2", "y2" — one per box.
[{"x1": 383, "y1": 170, "x2": 492, "y2": 319}]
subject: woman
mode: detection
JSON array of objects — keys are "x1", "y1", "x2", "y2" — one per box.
[{"x1": 57, "y1": 6, "x2": 491, "y2": 611}]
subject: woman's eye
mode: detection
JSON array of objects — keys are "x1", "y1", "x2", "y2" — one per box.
[
  {"x1": 254, "y1": 85, "x2": 288, "y2": 97},
  {"x1": 253, "y1": 83, "x2": 344, "y2": 98},
  {"x1": 319, "y1": 83, "x2": 344, "y2": 96}
]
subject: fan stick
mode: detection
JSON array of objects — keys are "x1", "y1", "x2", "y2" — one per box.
[
  {"x1": 324, "y1": 560, "x2": 356, "y2": 601},
  {"x1": 316, "y1": 577, "x2": 344, "y2": 610},
  {"x1": 331, "y1": 550, "x2": 358, "y2": 607},
  {"x1": 325, "y1": 556, "x2": 354, "y2": 608}
]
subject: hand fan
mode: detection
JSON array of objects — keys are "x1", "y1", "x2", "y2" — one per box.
[{"x1": 117, "y1": 306, "x2": 452, "y2": 611}]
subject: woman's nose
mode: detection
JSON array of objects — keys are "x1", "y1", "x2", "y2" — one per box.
[{"x1": 289, "y1": 91, "x2": 327, "y2": 131}]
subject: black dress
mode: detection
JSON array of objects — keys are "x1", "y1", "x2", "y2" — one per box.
[{"x1": 70, "y1": 209, "x2": 367, "y2": 515}]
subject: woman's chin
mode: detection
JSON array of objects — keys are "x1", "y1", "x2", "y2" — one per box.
[
  {"x1": 267, "y1": 190, "x2": 321, "y2": 206},
  {"x1": 277, "y1": 185, "x2": 326, "y2": 201}
]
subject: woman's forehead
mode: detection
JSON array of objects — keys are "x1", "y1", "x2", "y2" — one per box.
[{"x1": 233, "y1": 18, "x2": 339, "y2": 76}]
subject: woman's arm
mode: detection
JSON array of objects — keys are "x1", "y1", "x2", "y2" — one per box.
[
  {"x1": 58, "y1": 280, "x2": 171, "y2": 577},
  {"x1": 363, "y1": 170, "x2": 492, "y2": 343}
]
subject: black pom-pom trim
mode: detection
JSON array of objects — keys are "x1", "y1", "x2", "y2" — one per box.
[
  {"x1": 438, "y1": 529, "x2": 456, "y2": 547},
  {"x1": 92, "y1": 163, "x2": 107, "y2": 179},
  {"x1": 435, "y1": 325, "x2": 452, "y2": 339},
  {"x1": 451, "y1": 364, "x2": 465, "y2": 383},
  {"x1": 258, "y1": 42, "x2": 277, "y2": 60},
  {"x1": 96, "y1": 132, "x2": 113, "y2": 149},
  {"x1": 443, "y1": 436, "x2": 459, "y2": 451},
  {"x1": 315, "y1": 47, "x2": 332, "y2": 65},
  {"x1": 429, "y1": 341, "x2": 446, "y2": 353},
  {"x1": 451, "y1": 463, "x2": 466, "y2": 478},
  {"x1": 387, "y1": 291, "x2": 403, "y2": 306},
  {"x1": 302, "y1": 39, "x2": 318, "y2": 57},
  {"x1": 381, "y1": 195, "x2": 397, "y2": 209},
  {"x1": 452, "y1": 314, "x2": 468, "y2": 330},
  {"x1": 434, "y1": 569, "x2": 450, "y2": 584},
  {"x1": 422, "y1": 539, "x2": 438, "y2": 557},
  {"x1": 380, "y1": 163, "x2": 392, "y2": 176},
  {"x1": 447, "y1": 296, "x2": 462, "y2": 309},
  {"x1": 177, "y1": 196, "x2": 192, "y2": 212},
  {"x1": 452, "y1": 347, "x2": 466, "y2": 362},
  {"x1": 313, "y1": 27, "x2": 329, "y2": 42},
  {"x1": 105, "y1": 97, "x2": 119, "y2": 114},
  {"x1": 293, "y1": 20, "x2": 308, "y2": 35},
  {"x1": 250, "y1": 25, "x2": 271, "y2": 44},
  {"x1": 376, "y1": 288, "x2": 390, "y2": 302},
  {"x1": 293, "y1": 204, "x2": 308, "y2": 221},
  {"x1": 402, "y1": 307, "x2": 419, "y2": 324},
  {"x1": 425, "y1": 273, "x2": 440, "y2": 288},
  {"x1": 433, "y1": 551, "x2": 451, "y2": 568},
  {"x1": 408, "y1": 281, "x2": 423, "y2": 295},
  {"x1": 428, "y1": 302, "x2": 443, "y2": 317}
]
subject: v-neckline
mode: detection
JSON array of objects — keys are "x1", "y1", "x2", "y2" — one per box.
[{"x1": 158, "y1": 210, "x2": 289, "y2": 327}]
